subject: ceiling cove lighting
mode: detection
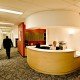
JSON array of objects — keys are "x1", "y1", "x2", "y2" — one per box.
[
  {"x1": 0, "y1": 22, "x2": 14, "y2": 25},
  {"x1": 0, "y1": 8, "x2": 23, "y2": 15}
]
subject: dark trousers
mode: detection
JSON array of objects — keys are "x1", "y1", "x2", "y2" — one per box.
[{"x1": 5, "y1": 48, "x2": 11, "y2": 59}]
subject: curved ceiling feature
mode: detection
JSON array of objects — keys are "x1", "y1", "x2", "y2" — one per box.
[{"x1": 26, "y1": 10, "x2": 80, "y2": 28}]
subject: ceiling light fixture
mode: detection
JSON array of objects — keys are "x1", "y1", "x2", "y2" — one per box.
[
  {"x1": 0, "y1": 8, "x2": 23, "y2": 15},
  {"x1": 68, "y1": 28, "x2": 75, "y2": 35},
  {"x1": 0, "y1": 22, "x2": 14, "y2": 25}
]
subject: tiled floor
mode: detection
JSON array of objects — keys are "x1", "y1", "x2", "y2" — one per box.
[{"x1": 0, "y1": 48, "x2": 80, "y2": 80}]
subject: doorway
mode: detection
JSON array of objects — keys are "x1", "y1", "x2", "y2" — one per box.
[{"x1": 15, "y1": 38, "x2": 18, "y2": 47}]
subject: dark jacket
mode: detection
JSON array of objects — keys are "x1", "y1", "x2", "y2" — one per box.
[{"x1": 3, "y1": 38, "x2": 13, "y2": 49}]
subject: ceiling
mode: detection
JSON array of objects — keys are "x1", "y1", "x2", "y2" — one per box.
[
  {"x1": 0, "y1": 0, "x2": 80, "y2": 28},
  {"x1": 0, "y1": 26, "x2": 12, "y2": 32}
]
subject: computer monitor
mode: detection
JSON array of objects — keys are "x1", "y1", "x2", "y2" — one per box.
[{"x1": 36, "y1": 43, "x2": 40, "y2": 48}]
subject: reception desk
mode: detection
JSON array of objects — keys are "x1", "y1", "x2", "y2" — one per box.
[{"x1": 25, "y1": 46, "x2": 80, "y2": 75}]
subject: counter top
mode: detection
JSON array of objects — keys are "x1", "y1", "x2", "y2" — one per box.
[
  {"x1": 26, "y1": 46, "x2": 75, "y2": 52},
  {"x1": 74, "y1": 51, "x2": 80, "y2": 57}
]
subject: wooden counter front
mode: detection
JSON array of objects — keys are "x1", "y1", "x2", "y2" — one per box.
[{"x1": 26, "y1": 47, "x2": 80, "y2": 75}]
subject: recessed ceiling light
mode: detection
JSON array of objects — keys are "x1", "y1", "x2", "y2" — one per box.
[
  {"x1": 2, "y1": 32, "x2": 7, "y2": 34},
  {"x1": 0, "y1": 22, "x2": 14, "y2": 25},
  {"x1": 0, "y1": 8, "x2": 23, "y2": 15}
]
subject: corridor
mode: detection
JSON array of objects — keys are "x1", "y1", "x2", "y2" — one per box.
[{"x1": 0, "y1": 48, "x2": 80, "y2": 80}]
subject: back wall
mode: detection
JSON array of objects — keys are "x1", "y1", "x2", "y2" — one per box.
[{"x1": 47, "y1": 27, "x2": 80, "y2": 50}]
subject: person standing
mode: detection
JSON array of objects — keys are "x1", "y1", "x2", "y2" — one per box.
[{"x1": 3, "y1": 36, "x2": 13, "y2": 59}]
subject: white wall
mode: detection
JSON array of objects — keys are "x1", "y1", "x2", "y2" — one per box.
[
  {"x1": 47, "y1": 27, "x2": 80, "y2": 50},
  {"x1": 25, "y1": 10, "x2": 80, "y2": 50},
  {"x1": 11, "y1": 26, "x2": 18, "y2": 47},
  {"x1": 0, "y1": 29, "x2": 3, "y2": 49}
]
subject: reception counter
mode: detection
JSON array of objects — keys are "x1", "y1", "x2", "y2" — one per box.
[{"x1": 25, "y1": 46, "x2": 80, "y2": 75}]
